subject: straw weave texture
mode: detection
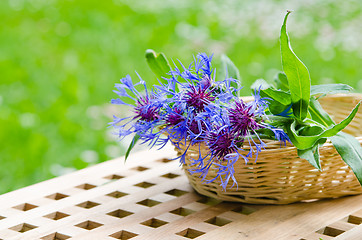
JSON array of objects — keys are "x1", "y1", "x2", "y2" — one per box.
[{"x1": 177, "y1": 94, "x2": 362, "y2": 204}]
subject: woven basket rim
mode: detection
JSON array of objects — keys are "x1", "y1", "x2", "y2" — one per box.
[{"x1": 178, "y1": 136, "x2": 362, "y2": 153}]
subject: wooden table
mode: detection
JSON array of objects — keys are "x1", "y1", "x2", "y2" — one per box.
[{"x1": 0, "y1": 145, "x2": 362, "y2": 240}]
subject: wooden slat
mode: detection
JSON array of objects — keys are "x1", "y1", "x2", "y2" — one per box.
[
  {"x1": 0, "y1": 144, "x2": 362, "y2": 239},
  {"x1": 302, "y1": 232, "x2": 334, "y2": 240},
  {"x1": 335, "y1": 224, "x2": 362, "y2": 240},
  {"x1": 196, "y1": 195, "x2": 362, "y2": 240}
]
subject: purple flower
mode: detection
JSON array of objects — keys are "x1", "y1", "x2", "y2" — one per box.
[
  {"x1": 192, "y1": 125, "x2": 248, "y2": 189},
  {"x1": 110, "y1": 75, "x2": 165, "y2": 146},
  {"x1": 134, "y1": 96, "x2": 160, "y2": 122},
  {"x1": 183, "y1": 85, "x2": 215, "y2": 112},
  {"x1": 165, "y1": 107, "x2": 185, "y2": 126},
  {"x1": 163, "y1": 106, "x2": 188, "y2": 145},
  {"x1": 228, "y1": 100, "x2": 259, "y2": 136},
  {"x1": 206, "y1": 126, "x2": 241, "y2": 160}
]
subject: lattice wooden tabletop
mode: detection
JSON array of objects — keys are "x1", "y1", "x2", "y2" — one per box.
[{"x1": 0, "y1": 145, "x2": 362, "y2": 240}]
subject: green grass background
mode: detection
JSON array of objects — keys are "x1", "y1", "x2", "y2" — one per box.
[{"x1": 1, "y1": 0, "x2": 362, "y2": 193}]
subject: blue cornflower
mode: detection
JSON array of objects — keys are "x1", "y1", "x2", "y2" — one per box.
[
  {"x1": 226, "y1": 89, "x2": 290, "y2": 161},
  {"x1": 228, "y1": 99, "x2": 259, "y2": 137},
  {"x1": 206, "y1": 126, "x2": 241, "y2": 161},
  {"x1": 111, "y1": 52, "x2": 291, "y2": 192},
  {"x1": 165, "y1": 106, "x2": 185, "y2": 126},
  {"x1": 166, "y1": 53, "x2": 236, "y2": 105},
  {"x1": 183, "y1": 85, "x2": 215, "y2": 112},
  {"x1": 134, "y1": 95, "x2": 160, "y2": 121},
  {"x1": 270, "y1": 127, "x2": 291, "y2": 145},
  {"x1": 110, "y1": 75, "x2": 165, "y2": 146},
  {"x1": 163, "y1": 105, "x2": 188, "y2": 145},
  {"x1": 250, "y1": 86, "x2": 271, "y2": 114},
  {"x1": 157, "y1": 53, "x2": 237, "y2": 143},
  {"x1": 211, "y1": 156, "x2": 239, "y2": 190},
  {"x1": 196, "y1": 53, "x2": 213, "y2": 77},
  {"x1": 190, "y1": 124, "x2": 247, "y2": 190}
]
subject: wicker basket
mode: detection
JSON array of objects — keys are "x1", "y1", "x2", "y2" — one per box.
[{"x1": 176, "y1": 94, "x2": 362, "y2": 204}]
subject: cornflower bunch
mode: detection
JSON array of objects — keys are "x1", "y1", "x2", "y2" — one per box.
[
  {"x1": 111, "y1": 53, "x2": 290, "y2": 190},
  {"x1": 111, "y1": 12, "x2": 362, "y2": 192}
]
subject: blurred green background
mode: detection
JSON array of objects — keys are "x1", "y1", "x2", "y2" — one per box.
[{"x1": 1, "y1": 0, "x2": 362, "y2": 194}]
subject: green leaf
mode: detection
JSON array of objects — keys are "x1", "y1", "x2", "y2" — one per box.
[
  {"x1": 280, "y1": 11, "x2": 311, "y2": 121},
  {"x1": 265, "y1": 115, "x2": 293, "y2": 124},
  {"x1": 308, "y1": 97, "x2": 335, "y2": 127},
  {"x1": 261, "y1": 88, "x2": 291, "y2": 106},
  {"x1": 220, "y1": 54, "x2": 241, "y2": 96},
  {"x1": 330, "y1": 132, "x2": 362, "y2": 185},
  {"x1": 125, "y1": 134, "x2": 140, "y2": 162},
  {"x1": 298, "y1": 125, "x2": 324, "y2": 136},
  {"x1": 286, "y1": 121, "x2": 324, "y2": 150},
  {"x1": 297, "y1": 138, "x2": 326, "y2": 170},
  {"x1": 274, "y1": 72, "x2": 289, "y2": 91},
  {"x1": 321, "y1": 101, "x2": 360, "y2": 135},
  {"x1": 251, "y1": 79, "x2": 292, "y2": 115},
  {"x1": 288, "y1": 102, "x2": 361, "y2": 150},
  {"x1": 311, "y1": 84, "x2": 353, "y2": 96},
  {"x1": 268, "y1": 102, "x2": 292, "y2": 116},
  {"x1": 145, "y1": 49, "x2": 172, "y2": 83},
  {"x1": 220, "y1": 54, "x2": 241, "y2": 80}
]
